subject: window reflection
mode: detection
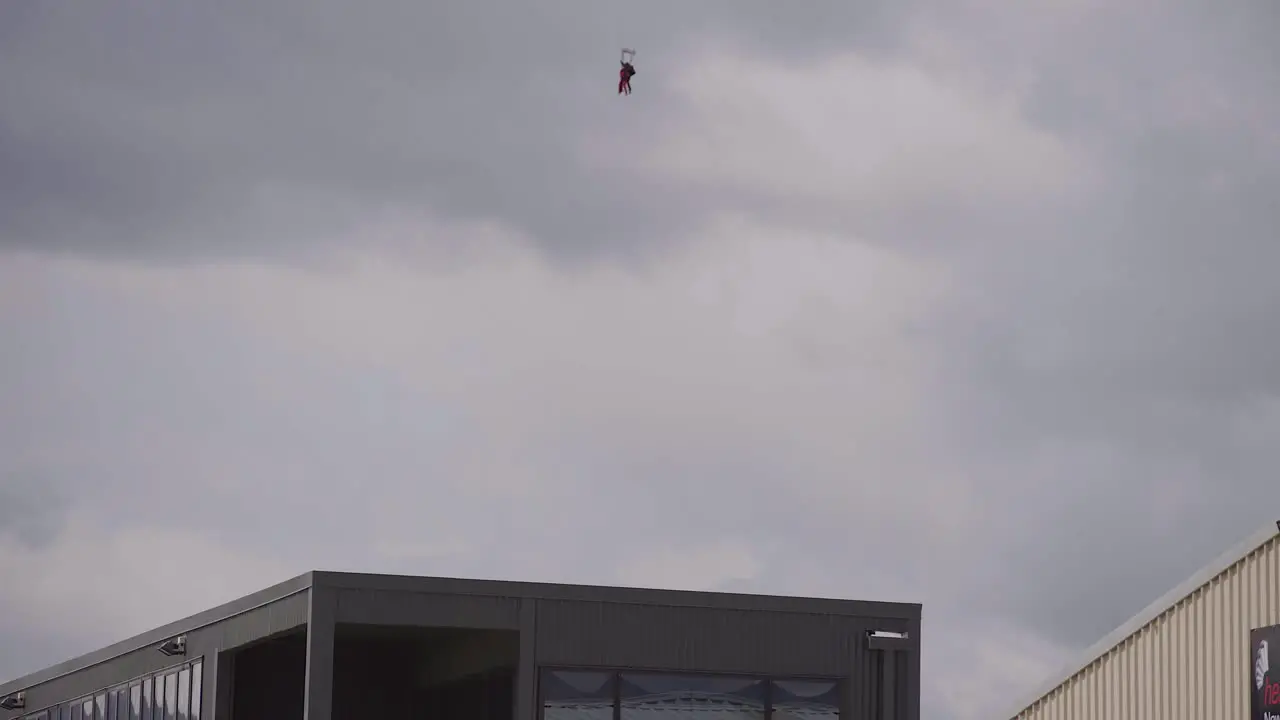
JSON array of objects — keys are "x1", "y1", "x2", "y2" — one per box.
[
  {"x1": 769, "y1": 681, "x2": 838, "y2": 720},
  {"x1": 130, "y1": 684, "x2": 141, "y2": 720},
  {"x1": 542, "y1": 670, "x2": 614, "y2": 720},
  {"x1": 619, "y1": 674, "x2": 764, "y2": 720},
  {"x1": 177, "y1": 668, "x2": 191, "y2": 720},
  {"x1": 142, "y1": 677, "x2": 153, "y2": 720},
  {"x1": 25, "y1": 660, "x2": 205, "y2": 720},
  {"x1": 164, "y1": 672, "x2": 177, "y2": 720}
]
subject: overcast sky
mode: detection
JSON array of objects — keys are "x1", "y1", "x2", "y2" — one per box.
[{"x1": 2, "y1": 0, "x2": 1279, "y2": 718}]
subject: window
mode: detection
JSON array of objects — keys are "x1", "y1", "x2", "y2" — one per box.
[
  {"x1": 542, "y1": 670, "x2": 614, "y2": 720},
  {"x1": 769, "y1": 681, "x2": 838, "y2": 720},
  {"x1": 164, "y1": 673, "x2": 177, "y2": 720},
  {"x1": 23, "y1": 660, "x2": 205, "y2": 720},
  {"x1": 130, "y1": 684, "x2": 142, "y2": 720},
  {"x1": 177, "y1": 668, "x2": 191, "y2": 720},
  {"x1": 141, "y1": 677, "x2": 153, "y2": 720},
  {"x1": 619, "y1": 674, "x2": 765, "y2": 720},
  {"x1": 189, "y1": 661, "x2": 202, "y2": 720}
]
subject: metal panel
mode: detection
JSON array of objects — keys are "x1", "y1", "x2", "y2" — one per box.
[
  {"x1": 534, "y1": 597, "x2": 877, "y2": 675},
  {"x1": 0, "y1": 592, "x2": 309, "y2": 720},
  {"x1": 1006, "y1": 532, "x2": 1280, "y2": 720},
  {"x1": 333, "y1": 589, "x2": 521, "y2": 629}
]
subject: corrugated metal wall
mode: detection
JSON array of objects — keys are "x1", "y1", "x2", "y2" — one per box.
[{"x1": 1012, "y1": 533, "x2": 1280, "y2": 720}]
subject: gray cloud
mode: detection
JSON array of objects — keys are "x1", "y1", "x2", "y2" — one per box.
[{"x1": 3, "y1": 1, "x2": 1280, "y2": 719}]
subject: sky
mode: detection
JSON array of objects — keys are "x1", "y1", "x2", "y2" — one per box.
[{"x1": 1, "y1": 0, "x2": 1279, "y2": 718}]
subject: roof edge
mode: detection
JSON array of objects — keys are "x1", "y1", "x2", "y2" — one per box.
[
  {"x1": 0, "y1": 571, "x2": 314, "y2": 697},
  {"x1": 312, "y1": 570, "x2": 922, "y2": 619},
  {"x1": 994, "y1": 518, "x2": 1280, "y2": 720}
]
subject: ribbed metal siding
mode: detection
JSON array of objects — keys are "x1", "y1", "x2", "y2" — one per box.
[
  {"x1": 332, "y1": 589, "x2": 521, "y2": 629},
  {"x1": 534, "y1": 597, "x2": 889, "y2": 675},
  {"x1": 1013, "y1": 535, "x2": 1280, "y2": 720}
]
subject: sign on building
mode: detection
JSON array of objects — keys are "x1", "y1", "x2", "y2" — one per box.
[{"x1": 1253, "y1": 624, "x2": 1280, "y2": 720}]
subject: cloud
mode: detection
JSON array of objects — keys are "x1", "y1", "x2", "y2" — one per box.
[
  {"x1": 3, "y1": 1, "x2": 1280, "y2": 719},
  {"x1": 0, "y1": 516, "x2": 289, "y2": 671},
  {"x1": 601, "y1": 45, "x2": 1089, "y2": 219}
]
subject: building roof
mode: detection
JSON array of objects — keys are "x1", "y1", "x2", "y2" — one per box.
[
  {"x1": 1, "y1": 570, "x2": 921, "y2": 696},
  {"x1": 994, "y1": 518, "x2": 1280, "y2": 720}
]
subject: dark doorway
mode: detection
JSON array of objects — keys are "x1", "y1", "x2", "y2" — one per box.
[
  {"x1": 230, "y1": 631, "x2": 307, "y2": 720},
  {"x1": 333, "y1": 625, "x2": 518, "y2": 720}
]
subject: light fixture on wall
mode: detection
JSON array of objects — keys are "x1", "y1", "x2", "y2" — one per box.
[
  {"x1": 0, "y1": 692, "x2": 25, "y2": 710},
  {"x1": 158, "y1": 635, "x2": 187, "y2": 656},
  {"x1": 866, "y1": 629, "x2": 911, "y2": 651}
]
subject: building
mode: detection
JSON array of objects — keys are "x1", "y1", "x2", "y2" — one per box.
[
  {"x1": 0, "y1": 572, "x2": 921, "y2": 720},
  {"x1": 996, "y1": 519, "x2": 1280, "y2": 720}
]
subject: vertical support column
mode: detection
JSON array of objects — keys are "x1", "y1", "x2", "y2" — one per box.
[
  {"x1": 879, "y1": 653, "x2": 897, "y2": 720},
  {"x1": 516, "y1": 598, "x2": 539, "y2": 720},
  {"x1": 304, "y1": 586, "x2": 337, "y2": 720}
]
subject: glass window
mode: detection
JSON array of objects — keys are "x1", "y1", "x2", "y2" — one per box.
[
  {"x1": 83, "y1": 699, "x2": 94, "y2": 720},
  {"x1": 619, "y1": 674, "x2": 764, "y2": 720},
  {"x1": 130, "y1": 684, "x2": 142, "y2": 720},
  {"x1": 107, "y1": 691, "x2": 117, "y2": 720},
  {"x1": 177, "y1": 668, "x2": 191, "y2": 720},
  {"x1": 164, "y1": 673, "x2": 177, "y2": 720},
  {"x1": 541, "y1": 670, "x2": 614, "y2": 720},
  {"x1": 142, "y1": 677, "x2": 153, "y2": 720},
  {"x1": 25, "y1": 712, "x2": 49, "y2": 720},
  {"x1": 70, "y1": 701, "x2": 83, "y2": 720},
  {"x1": 769, "y1": 681, "x2": 839, "y2": 720},
  {"x1": 189, "y1": 661, "x2": 202, "y2": 720}
]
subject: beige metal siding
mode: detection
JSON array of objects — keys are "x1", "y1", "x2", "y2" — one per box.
[{"x1": 1012, "y1": 533, "x2": 1280, "y2": 720}]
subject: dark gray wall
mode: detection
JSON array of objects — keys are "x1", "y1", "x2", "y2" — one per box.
[
  {"x1": 332, "y1": 589, "x2": 521, "y2": 630},
  {"x1": 0, "y1": 581, "x2": 310, "y2": 720}
]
